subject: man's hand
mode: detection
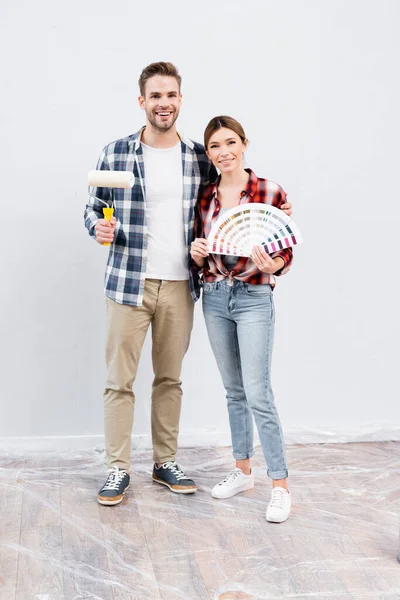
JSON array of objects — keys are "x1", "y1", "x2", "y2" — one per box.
[
  {"x1": 190, "y1": 238, "x2": 209, "y2": 268},
  {"x1": 250, "y1": 245, "x2": 284, "y2": 274},
  {"x1": 95, "y1": 216, "x2": 116, "y2": 245},
  {"x1": 281, "y1": 200, "x2": 292, "y2": 217}
]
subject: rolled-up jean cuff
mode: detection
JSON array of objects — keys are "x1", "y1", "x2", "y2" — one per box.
[
  {"x1": 233, "y1": 451, "x2": 255, "y2": 460},
  {"x1": 268, "y1": 470, "x2": 288, "y2": 480}
]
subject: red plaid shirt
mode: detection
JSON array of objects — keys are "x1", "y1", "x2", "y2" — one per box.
[{"x1": 193, "y1": 169, "x2": 293, "y2": 288}]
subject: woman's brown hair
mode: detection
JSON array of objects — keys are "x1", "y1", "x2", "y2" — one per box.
[{"x1": 204, "y1": 116, "x2": 247, "y2": 149}]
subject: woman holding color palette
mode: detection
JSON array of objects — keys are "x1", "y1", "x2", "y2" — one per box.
[{"x1": 190, "y1": 116, "x2": 293, "y2": 523}]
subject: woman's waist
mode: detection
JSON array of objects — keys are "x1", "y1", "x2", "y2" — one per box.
[{"x1": 202, "y1": 268, "x2": 276, "y2": 289}]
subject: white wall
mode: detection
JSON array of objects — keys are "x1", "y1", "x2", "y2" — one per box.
[{"x1": 1, "y1": 0, "x2": 399, "y2": 448}]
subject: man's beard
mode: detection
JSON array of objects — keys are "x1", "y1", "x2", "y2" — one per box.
[{"x1": 147, "y1": 109, "x2": 179, "y2": 132}]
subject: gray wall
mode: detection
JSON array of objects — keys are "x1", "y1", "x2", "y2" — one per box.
[{"x1": 1, "y1": 0, "x2": 399, "y2": 447}]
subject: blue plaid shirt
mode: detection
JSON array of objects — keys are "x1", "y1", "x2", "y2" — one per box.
[{"x1": 84, "y1": 128, "x2": 216, "y2": 306}]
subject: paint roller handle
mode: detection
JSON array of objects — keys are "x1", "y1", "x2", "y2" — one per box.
[{"x1": 94, "y1": 212, "x2": 116, "y2": 247}]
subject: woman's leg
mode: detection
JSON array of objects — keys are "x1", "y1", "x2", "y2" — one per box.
[
  {"x1": 234, "y1": 285, "x2": 288, "y2": 481},
  {"x1": 236, "y1": 459, "x2": 251, "y2": 475},
  {"x1": 202, "y1": 283, "x2": 254, "y2": 462},
  {"x1": 234, "y1": 284, "x2": 291, "y2": 521}
]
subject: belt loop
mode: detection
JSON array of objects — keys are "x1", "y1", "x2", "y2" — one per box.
[{"x1": 227, "y1": 271, "x2": 235, "y2": 287}]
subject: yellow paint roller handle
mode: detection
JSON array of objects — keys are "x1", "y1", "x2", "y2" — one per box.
[{"x1": 102, "y1": 207, "x2": 114, "y2": 247}]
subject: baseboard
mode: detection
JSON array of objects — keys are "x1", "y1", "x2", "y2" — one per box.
[
  {"x1": 283, "y1": 423, "x2": 400, "y2": 445},
  {"x1": 1, "y1": 423, "x2": 399, "y2": 454}
]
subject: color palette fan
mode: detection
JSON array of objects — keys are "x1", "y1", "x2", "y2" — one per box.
[{"x1": 207, "y1": 203, "x2": 303, "y2": 256}]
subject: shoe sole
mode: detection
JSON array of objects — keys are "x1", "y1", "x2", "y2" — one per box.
[
  {"x1": 97, "y1": 484, "x2": 130, "y2": 506},
  {"x1": 211, "y1": 480, "x2": 254, "y2": 499},
  {"x1": 152, "y1": 475, "x2": 197, "y2": 494},
  {"x1": 266, "y1": 513, "x2": 290, "y2": 523}
]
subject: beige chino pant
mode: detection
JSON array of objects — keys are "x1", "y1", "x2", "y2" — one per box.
[{"x1": 104, "y1": 279, "x2": 194, "y2": 470}]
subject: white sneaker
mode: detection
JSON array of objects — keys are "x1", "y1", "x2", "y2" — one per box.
[
  {"x1": 266, "y1": 486, "x2": 291, "y2": 522},
  {"x1": 211, "y1": 468, "x2": 254, "y2": 499}
]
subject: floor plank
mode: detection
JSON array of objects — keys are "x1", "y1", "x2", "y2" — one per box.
[
  {"x1": 0, "y1": 442, "x2": 398, "y2": 600},
  {"x1": 0, "y1": 469, "x2": 24, "y2": 600}
]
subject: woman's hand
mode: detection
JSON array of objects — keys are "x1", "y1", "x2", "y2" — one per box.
[
  {"x1": 190, "y1": 238, "x2": 209, "y2": 268},
  {"x1": 250, "y1": 245, "x2": 284, "y2": 274}
]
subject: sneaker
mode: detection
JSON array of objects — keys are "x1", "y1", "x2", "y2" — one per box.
[
  {"x1": 152, "y1": 461, "x2": 197, "y2": 494},
  {"x1": 211, "y1": 468, "x2": 254, "y2": 499},
  {"x1": 97, "y1": 466, "x2": 130, "y2": 506},
  {"x1": 266, "y1": 486, "x2": 291, "y2": 522}
]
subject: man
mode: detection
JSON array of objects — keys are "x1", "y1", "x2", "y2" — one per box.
[{"x1": 84, "y1": 62, "x2": 292, "y2": 506}]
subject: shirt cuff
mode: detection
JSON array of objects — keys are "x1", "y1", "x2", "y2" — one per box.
[{"x1": 271, "y1": 250, "x2": 292, "y2": 276}]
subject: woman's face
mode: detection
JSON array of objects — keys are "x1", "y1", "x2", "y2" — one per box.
[{"x1": 206, "y1": 127, "x2": 247, "y2": 174}]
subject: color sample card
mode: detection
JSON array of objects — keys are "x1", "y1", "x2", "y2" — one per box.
[{"x1": 206, "y1": 204, "x2": 303, "y2": 256}]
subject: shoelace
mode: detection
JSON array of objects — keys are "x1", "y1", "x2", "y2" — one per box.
[
  {"x1": 103, "y1": 467, "x2": 127, "y2": 491},
  {"x1": 220, "y1": 468, "x2": 242, "y2": 486},
  {"x1": 269, "y1": 488, "x2": 287, "y2": 509},
  {"x1": 162, "y1": 461, "x2": 187, "y2": 481}
]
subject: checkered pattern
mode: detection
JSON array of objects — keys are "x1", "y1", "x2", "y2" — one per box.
[
  {"x1": 194, "y1": 169, "x2": 293, "y2": 289},
  {"x1": 84, "y1": 128, "x2": 216, "y2": 306}
]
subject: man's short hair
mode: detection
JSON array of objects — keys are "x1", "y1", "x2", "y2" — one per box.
[{"x1": 138, "y1": 62, "x2": 182, "y2": 96}]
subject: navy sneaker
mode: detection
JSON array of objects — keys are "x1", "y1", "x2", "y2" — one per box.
[
  {"x1": 152, "y1": 461, "x2": 197, "y2": 494},
  {"x1": 97, "y1": 466, "x2": 130, "y2": 505}
]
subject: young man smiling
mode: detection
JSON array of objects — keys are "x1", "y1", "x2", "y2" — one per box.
[
  {"x1": 84, "y1": 62, "x2": 217, "y2": 505},
  {"x1": 84, "y1": 62, "x2": 292, "y2": 506}
]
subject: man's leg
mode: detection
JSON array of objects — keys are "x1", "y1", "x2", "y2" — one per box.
[
  {"x1": 104, "y1": 283, "x2": 157, "y2": 471},
  {"x1": 150, "y1": 280, "x2": 196, "y2": 493}
]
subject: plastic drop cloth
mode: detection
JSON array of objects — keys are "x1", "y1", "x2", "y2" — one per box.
[{"x1": 0, "y1": 441, "x2": 399, "y2": 600}]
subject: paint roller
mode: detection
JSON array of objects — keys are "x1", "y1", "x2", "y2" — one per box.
[{"x1": 87, "y1": 170, "x2": 134, "y2": 246}]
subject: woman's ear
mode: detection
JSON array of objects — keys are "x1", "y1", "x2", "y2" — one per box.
[{"x1": 243, "y1": 138, "x2": 249, "y2": 151}]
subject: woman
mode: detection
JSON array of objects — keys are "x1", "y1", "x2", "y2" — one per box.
[{"x1": 190, "y1": 116, "x2": 293, "y2": 523}]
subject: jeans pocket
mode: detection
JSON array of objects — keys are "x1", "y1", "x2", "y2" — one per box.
[{"x1": 244, "y1": 283, "x2": 272, "y2": 296}]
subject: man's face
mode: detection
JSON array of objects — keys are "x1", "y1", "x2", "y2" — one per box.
[{"x1": 139, "y1": 76, "x2": 182, "y2": 132}]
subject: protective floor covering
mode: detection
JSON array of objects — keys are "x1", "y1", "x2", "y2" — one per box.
[{"x1": 0, "y1": 442, "x2": 399, "y2": 600}]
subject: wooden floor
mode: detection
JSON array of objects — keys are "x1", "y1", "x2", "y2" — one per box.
[{"x1": 0, "y1": 442, "x2": 399, "y2": 600}]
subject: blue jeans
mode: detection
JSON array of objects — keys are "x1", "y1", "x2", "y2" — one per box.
[{"x1": 202, "y1": 280, "x2": 288, "y2": 479}]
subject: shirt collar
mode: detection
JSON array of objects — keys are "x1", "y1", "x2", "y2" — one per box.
[
  {"x1": 133, "y1": 127, "x2": 194, "y2": 151},
  {"x1": 210, "y1": 168, "x2": 257, "y2": 200}
]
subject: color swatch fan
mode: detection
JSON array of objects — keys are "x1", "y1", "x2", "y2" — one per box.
[{"x1": 207, "y1": 203, "x2": 303, "y2": 256}]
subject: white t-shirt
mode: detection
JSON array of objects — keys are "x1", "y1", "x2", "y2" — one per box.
[{"x1": 141, "y1": 142, "x2": 188, "y2": 280}]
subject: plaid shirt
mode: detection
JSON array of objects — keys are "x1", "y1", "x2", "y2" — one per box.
[
  {"x1": 84, "y1": 128, "x2": 216, "y2": 306},
  {"x1": 193, "y1": 169, "x2": 292, "y2": 289}
]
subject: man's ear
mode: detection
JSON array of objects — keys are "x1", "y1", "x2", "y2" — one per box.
[{"x1": 138, "y1": 95, "x2": 145, "y2": 110}]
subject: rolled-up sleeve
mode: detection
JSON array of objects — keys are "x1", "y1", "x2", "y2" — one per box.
[{"x1": 271, "y1": 247, "x2": 292, "y2": 276}]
